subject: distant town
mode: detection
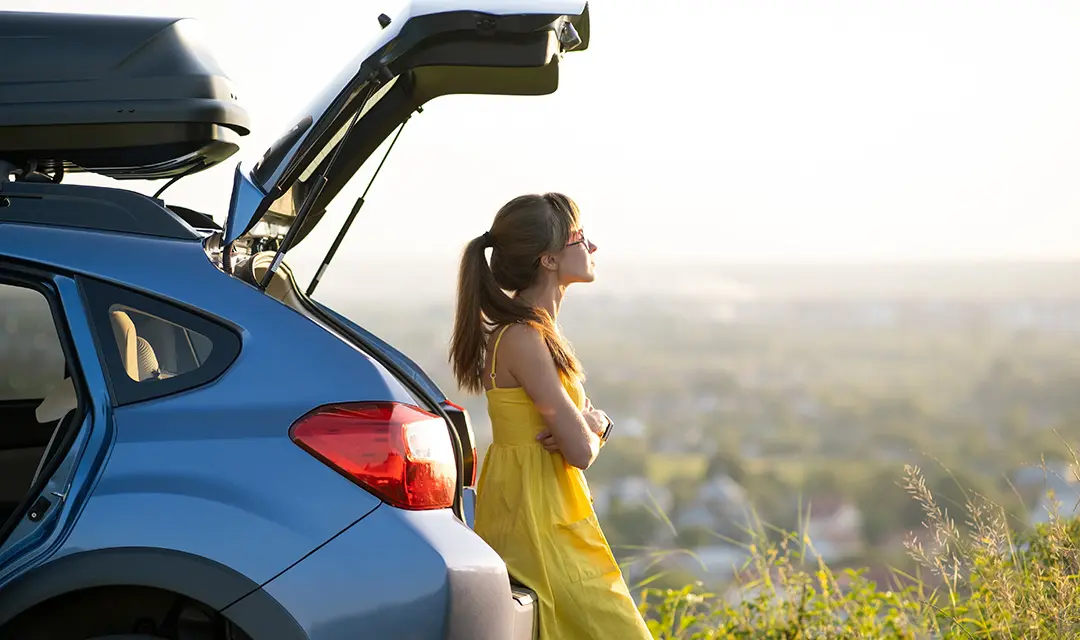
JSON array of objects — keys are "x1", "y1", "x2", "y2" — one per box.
[{"x1": 324, "y1": 260, "x2": 1080, "y2": 594}]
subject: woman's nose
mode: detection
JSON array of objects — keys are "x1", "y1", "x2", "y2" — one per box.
[{"x1": 587, "y1": 240, "x2": 598, "y2": 254}]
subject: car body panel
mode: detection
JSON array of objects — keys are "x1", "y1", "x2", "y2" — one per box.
[
  {"x1": 0, "y1": 546, "x2": 302, "y2": 630},
  {"x1": 231, "y1": 505, "x2": 512, "y2": 640},
  {"x1": 313, "y1": 300, "x2": 446, "y2": 403},
  {"x1": 0, "y1": 186, "x2": 517, "y2": 638},
  {"x1": 0, "y1": 221, "x2": 407, "y2": 588},
  {"x1": 51, "y1": 397, "x2": 383, "y2": 587}
]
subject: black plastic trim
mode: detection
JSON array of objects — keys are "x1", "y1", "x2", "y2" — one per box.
[
  {"x1": 165, "y1": 204, "x2": 221, "y2": 232},
  {"x1": 0, "y1": 265, "x2": 89, "y2": 547},
  {"x1": 0, "y1": 182, "x2": 201, "y2": 240},
  {"x1": 0, "y1": 547, "x2": 306, "y2": 640},
  {"x1": 77, "y1": 276, "x2": 241, "y2": 407}
]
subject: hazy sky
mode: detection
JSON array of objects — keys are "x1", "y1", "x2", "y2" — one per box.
[{"x1": 10, "y1": 0, "x2": 1080, "y2": 278}]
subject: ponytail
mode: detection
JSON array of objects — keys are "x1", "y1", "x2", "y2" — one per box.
[
  {"x1": 449, "y1": 242, "x2": 584, "y2": 395},
  {"x1": 450, "y1": 195, "x2": 587, "y2": 395},
  {"x1": 450, "y1": 234, "x2": 499, "y2": 394}
]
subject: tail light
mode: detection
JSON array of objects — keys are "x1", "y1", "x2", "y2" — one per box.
[
  {"x1": 442, "y1": 399, "x2": 477, "y2": 487},
  {"x1": 290, "y1": 402, "x2": 457, "y2": 510}
]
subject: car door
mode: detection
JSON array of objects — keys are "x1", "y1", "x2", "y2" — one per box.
[{"x1": 0, "y1": 262, "x2": 111, "y2": 590}]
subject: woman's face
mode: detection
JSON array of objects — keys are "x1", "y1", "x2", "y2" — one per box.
[{"x1": 556, "y1": 227, "x2": 598, "y2": 286}]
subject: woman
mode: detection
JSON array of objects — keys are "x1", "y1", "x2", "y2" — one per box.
[{"x1": 450, "y1": 193, "x2": 651, "y2": 639}]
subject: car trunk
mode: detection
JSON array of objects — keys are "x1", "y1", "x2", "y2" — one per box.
[{"x1": 222, "y1": 0, "x2": 590, "y2": 521}]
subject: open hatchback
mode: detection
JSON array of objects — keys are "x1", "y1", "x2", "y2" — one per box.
[
  {"x1": 223, "y1": 0, "x2": 591, "y2": 283},
  {"x1": 220, "y1": 3, "x2": 591, "y2": 638}
]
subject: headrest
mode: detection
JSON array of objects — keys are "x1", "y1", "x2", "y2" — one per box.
[
  {"x1": 109, "y1": 309, "x2": 135, "y2": 337},
  {"x1": 109, "y1": 309, "x2": 139, "y2": 380},
  {"x1": 136, "y1": 336, "x2": 161, "y2": 381},
  {"x1": 36, "y1": 377, "x2": 77, "y2": 423}
]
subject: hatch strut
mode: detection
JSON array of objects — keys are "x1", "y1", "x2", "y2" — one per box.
[
  {"x1": 257, "y1": 76, "x2": 382, "y2": 291},
  {"x1": 305, "y1": 115, "x2": 412, "y2": 297}
]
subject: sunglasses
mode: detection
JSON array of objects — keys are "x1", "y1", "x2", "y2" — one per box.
[
  {"x1": 567, "y1": 228, "x2": 592, "y2": 250},
  {"x1": 532, "y1": 228, "x2": 593, "y2": 267}
]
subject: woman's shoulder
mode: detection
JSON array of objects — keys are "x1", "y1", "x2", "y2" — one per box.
[
  {"x1": 491, "y1": 322, "x2": 543, "y2": 350},
  {"x1": 495, "y1": 322, "x2": 567, "y2": 368}
]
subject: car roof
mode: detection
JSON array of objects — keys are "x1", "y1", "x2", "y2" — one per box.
[
  {"x1": 0, "y1": 218, "x2": 239, "y2": 313},
  {"x1": 0, "y1": 182, "x2": 202, "y2": 240}
]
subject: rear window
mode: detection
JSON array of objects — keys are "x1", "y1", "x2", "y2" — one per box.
[{"x1": 81, "y1": 278, "x2": 240, "y2": 405}]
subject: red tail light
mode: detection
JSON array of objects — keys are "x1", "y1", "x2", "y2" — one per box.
[{"x1": 290, "y1": 402, "x2": 457, "y2": 510}]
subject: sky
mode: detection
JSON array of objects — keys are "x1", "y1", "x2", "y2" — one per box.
[{"x1": 9, "y1": 0, "x2": 1080, "y2": 284}]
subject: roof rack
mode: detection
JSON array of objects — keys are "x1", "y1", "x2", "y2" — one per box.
[
  {"x1": 0, "y1": 11, "x2": 248, "y2": 182},
  {"x1": 0, "y1": 181, "x2": 201, "y2": 240}
]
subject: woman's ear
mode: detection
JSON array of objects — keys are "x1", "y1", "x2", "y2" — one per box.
[{"x1": 539, "y1": 252, "x2": 559, "y2": 272}]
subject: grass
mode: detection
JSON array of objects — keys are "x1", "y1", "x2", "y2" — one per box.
[
  {"x1": 634, "y1": 454, "x2": 1080, "y2": 639},
  {"x1": 648, "y1": 453, "x2": 709, "y2": 484}
]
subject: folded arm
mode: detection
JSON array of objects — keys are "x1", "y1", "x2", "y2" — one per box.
[{"x1": 502, "y1": 325, "x2": 600, "y2": 469}]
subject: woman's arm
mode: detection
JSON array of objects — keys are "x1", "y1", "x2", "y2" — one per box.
[
  {"x1": 537, "y1": 407, "x2": 609, "y2": 455},
  {"x1": 502, "y1": 325, "x2": 600, "y2": 469}
]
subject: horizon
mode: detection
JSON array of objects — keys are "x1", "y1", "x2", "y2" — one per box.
[
  {"x1": 14, "y1": 0, "x2": 1080, "y2": 270},
  {"x1": 310, "y1": 258, "x2": 1080, "y2": 303}
]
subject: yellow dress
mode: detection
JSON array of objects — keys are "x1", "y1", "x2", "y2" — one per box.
[{"x1": 474, "y1": 325, "x2": 652, "y2": 640}]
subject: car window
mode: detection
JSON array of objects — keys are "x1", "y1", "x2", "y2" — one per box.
[
  {"x1": 107, "y1": 304, "x2": 214, "y2": 383},
  {"x1": 80, "y1": 277, "x2": 241, "y2": 406},
  {"x1": 0, "y1": 284, "x2": 65, "y2": 401}
]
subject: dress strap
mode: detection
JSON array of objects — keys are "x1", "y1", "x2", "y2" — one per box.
[{"x1": 489, "y1": 324, "x2": 513, "y2": 390}]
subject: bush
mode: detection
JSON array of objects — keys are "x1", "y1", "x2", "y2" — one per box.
[{"x1": 637, "y1": 463, "x2": 1080, "y2": 639}]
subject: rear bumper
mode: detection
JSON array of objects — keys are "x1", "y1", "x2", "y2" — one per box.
[{"x1": 224, "y1": 503, "x2": 516, "y2": 640}]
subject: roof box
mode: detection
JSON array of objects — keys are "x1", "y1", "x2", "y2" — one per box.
[{"x1": 0, "y1": 11, "x2": 250, "y2": 180}]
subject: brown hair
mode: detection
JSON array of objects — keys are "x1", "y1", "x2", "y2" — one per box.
[{"x1": 450, "y1": 192, "x2": 585, "y2": 394}]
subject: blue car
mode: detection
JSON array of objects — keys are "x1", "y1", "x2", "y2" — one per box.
[{"x1": 0, "y1": 2, "x2": 590, "y2": 638}]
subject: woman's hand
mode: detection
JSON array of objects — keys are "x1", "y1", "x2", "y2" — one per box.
[
  {"x1": 537, "y1": 398, "x2": 608, "y2": 452},
  {"x1": 537, "y1": 430, "x2": 561, "y2": 453},
  {"x1": 582, "y1": 397, "x2": 609, "y2": 437},
  {"x1": 583, "y1": 408, "x2": 609, "y2": 437}
]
